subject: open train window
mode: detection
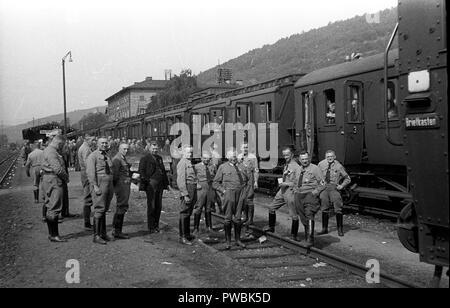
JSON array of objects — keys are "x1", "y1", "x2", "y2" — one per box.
[
  {"x1": 255, "y1": 102, "x2": 272, "y2": 123},
  {"x1": 387, "y1": 81, "x2": 398, "y2": 120},
  {"x1": 346, "y1": 84, "x2": 363, "y2": 123},
  {"x1": 210, "y1": 109, "x2": 224, "y2": 127},
  {"x1": 160, "y1": 119, "x2": 166, "y2": 134},
  {"x1": 236, "y1": 103, "x2": 251, "y2": 124},
  {"x1": 324, "y1": 89, "x2": 336, "y2": 125}
]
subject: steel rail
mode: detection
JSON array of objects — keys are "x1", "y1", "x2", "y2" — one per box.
[
  {"x1": 211, "y1": 212, "x2": 419, "y2": 288},
  {"x1": 0, "y1": 154, "x2": 19, "y2": 186}
]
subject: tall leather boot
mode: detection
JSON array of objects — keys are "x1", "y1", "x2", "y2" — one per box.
[
  {"x1": 34, "y1": 190, "x2": 39, "y2": 203},
  {"x1": 184, "y1": 216, "x2": 195, "y2": 241},
  {"x1": 224, "y1": 222, "x2": 232, "y2": 250},
  {"x1": 93, "y1": 217, "x2": 106, "y2": 245},
  {"x1": 304, "y1": 220, "x2": 315, "y2": 248},
  {"x1": 303, "y1": 224, "x2": 308, "y2": 241},
  {"x1": 263, "y1": 212, "x2": 276, "y2": 233},
  {"x1": 48, "y1": 216, "x2": 67, "y2": 242},
  {"x1": 205, "y1": 212, "x2": 213, "y2": 232},
  {"x1": 179, "y1": 217, "x2": 193, "y2": 245},
  {"x1": 112, "y1": 214, "x2": 129, "y2": 239},
  {"x1": 193, "y1": 213, "x2": 201, "y2": 235},
  {"x1": 291, "y1": 219, "x2": 299, "y2": 241},
  {"x1": 234, "y1": 222, "x2": 246, "y2": 248},
  {"x1": 336, "y1": 213, "x2": 344, "y2": 237},
  {"x1": 317, "y1": 212, "x2": 329, "y2": 235},
  {"x1": 84, "y1": 206, "x2": 92, "y2": 230},
  {"x1": 42, "y1": 205, "x2": 47, "y2": 222},
  {"x1": 101, "y1": 216, "x2": 112, "y2": 242}
]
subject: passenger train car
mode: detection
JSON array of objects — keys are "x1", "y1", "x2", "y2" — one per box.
[{"x1": 395, "y1": 0, "x2": 448, "y2": 284}]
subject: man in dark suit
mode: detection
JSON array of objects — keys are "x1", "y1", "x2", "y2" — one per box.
[{"x1": 138, "y1": 142, "x2": 169, "y2": 236}]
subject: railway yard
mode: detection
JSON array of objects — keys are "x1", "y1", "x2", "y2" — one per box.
[{"x1": 0, "y1": 153, "x2": 448, "y2": 288}]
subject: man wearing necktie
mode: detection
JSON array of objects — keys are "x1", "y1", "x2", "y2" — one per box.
[
  {"x1": 213, "y1": 148, "x2": 248, "y2": 249},
  {"x1": 193, "y1": 151, "x2": 217, "y2": 234},
  {"x1": 263, "y1": 146, "x2": 302, "y2": 241},
  {"x1": 86, "y1": 137, "x2": 114, "y2": 245},
  {"x1": 317, "y1": 150, "x2": 351, "y2": 237},
  {"x1": 111, "y1": 143, "x2": 132, "y2": 240},
  {"x1": 297, "y1": 151, "x2": 325, "y2": 248}
]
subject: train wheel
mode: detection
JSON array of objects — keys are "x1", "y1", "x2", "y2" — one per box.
[
  {"x1": 397, "y1": 202, "x2": 419, "y2": 253},
  {"x1": 341, "y1": 185, "x2": 356, "y2": 205}
]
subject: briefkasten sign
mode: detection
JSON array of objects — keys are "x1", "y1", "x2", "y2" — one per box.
[{"x1": 404, "y1": 113, "x2": 440, "y2": 130}]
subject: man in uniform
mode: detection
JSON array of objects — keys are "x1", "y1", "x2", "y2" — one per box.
[
  {"x1": 297, "y1": 151, "x2": 325, "y2": 247},
  {"x1": 213, "y1": 148, "x2": 247, "y2": 249},
  {"x1": 193, "y1": 151, "x2": 217, "y2": 234},
  {"x1": 238, "y1": 143, "x2": 259, "y2": 236},
  {"x1": 60, "y1": 140, "x2": 76, "y2": 220},
  {"x1": 263, "y1": 146, "x2": 302, "y2": 241},
  {"x1": 111, "y1": 143, "x2": 131, "y2": 240},
  {"x1": 317, "y1": 150, "x2": 351, "y2": 237},
  {"x1": 78, "y1": 135, "x2": 95, "y2": 230},
  {"x1": 138, "y1": 142, "x2": 169, "y2": 235},
  {"x1": 86, "y1": 137, "x2": 114, "y2": 245},
  {"x1": 25, "y1": 140, "x2": 44, "y2": 204},
  {"x1": 41, "y1": 135, "x2": 68, "y2": 242},
  {"x1": 176, "y1": 145, "x2": 198, "y2": 245}
]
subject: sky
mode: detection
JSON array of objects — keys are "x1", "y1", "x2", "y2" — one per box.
[{"x1": 0, "y1": 0, "x2": 397, "y2": 126}]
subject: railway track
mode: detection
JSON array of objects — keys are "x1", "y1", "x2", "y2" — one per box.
[
  {"x1": 0, "y1": 151, "x2": 19, "y2": 187},
  {"x1": 158, "y1": 208, "x2": 418, "y2": 288}
]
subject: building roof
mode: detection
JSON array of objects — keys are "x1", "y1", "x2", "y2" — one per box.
[
  {"x1": 295, "y1": 50, "x2": 399, "y2": 88},
  {"x1": 105, "y1": 77, "x2": 169, "y2": 102}
]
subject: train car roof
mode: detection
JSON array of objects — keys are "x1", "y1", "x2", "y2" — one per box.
[{"x1": 295, "y1": 50, "x2": 398, "y2": 88}]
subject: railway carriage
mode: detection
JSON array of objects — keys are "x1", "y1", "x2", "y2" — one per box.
[
  {"x1": 395, "y1": 0, "x2": 448, "y2": 283},
  {"x1": 294, "y1": 50, "x2": 412, "y2": 213}
]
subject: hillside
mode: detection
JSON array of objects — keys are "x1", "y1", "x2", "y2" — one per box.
[
  {"x1": 3, "y1": 105, "x2": 106, "y2": 143},
  {"x1": 197, "y1": 8, "x2": 397, "y2": 85}
]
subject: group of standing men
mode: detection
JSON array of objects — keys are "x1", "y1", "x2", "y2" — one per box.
[{"x1": 26, "y1": 132, "x2": 349, "y2": 250}]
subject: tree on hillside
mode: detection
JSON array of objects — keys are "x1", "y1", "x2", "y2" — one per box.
[
  {"x1": 146, "y1": 69, "x2": 199, "y2": 112},
  {"x1": 78, "y1": 112, "x2": 107, "y2": 131}
]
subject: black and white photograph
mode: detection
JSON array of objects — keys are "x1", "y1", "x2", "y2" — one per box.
[{"x1": 0, "y1": 0, "x2": 448, "y2": 292}]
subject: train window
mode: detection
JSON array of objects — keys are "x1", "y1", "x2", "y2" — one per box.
[
  {"x1": 347, "y1": 85, "x2": 362, "y2": 123},
  {"x1": 255, "y1": 102, "x2": 272, "y2": 123},
  {"x1": 387, "y1": 81, "x2": 398, "y2": 120},
  {"x1": 211, "y1": 109, "x2": 224, "y2": 126},
  {"x1": 236, "y1": 104, "x2": 251, "y2": 124},
  {"x1": 324, "y1": 89, "x2": 336, "y2": 125},
  {"x1": 160, "y1": 120, "x2": 166, "y2": 134},
  {"x1": 302, "y1": 92, "x2": 310, "y2": 127}
]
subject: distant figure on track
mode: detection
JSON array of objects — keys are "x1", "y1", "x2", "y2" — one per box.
[
  {"x1": 25, "y1": 140, "x2": 44, "y2": 204},
  {"x1": 41, "y1": 135, "x2": 69, "y2": 242},
  {"x1": 317, "y1": 150, "x2": 351, "y2": 237}
]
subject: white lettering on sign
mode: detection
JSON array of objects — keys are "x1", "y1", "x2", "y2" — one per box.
[{"x1": 405, "y1": 116, "x2": 438, "y2": 129}]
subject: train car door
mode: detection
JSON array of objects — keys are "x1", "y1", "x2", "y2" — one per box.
[
  {"x1": 302, "y1": 90, "x2": 316, "y2": 158},
  {"x1": 236, "y1": 102, "x2": 252, "y2": 145},
  {"x1": 343, "y1": 81, "x2": 364, "y2": 165}
]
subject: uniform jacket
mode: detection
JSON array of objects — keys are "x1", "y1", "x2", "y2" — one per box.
[
  {"x1": 86, "y1": 150, "x2": 113, "y2": 187},
  {"x1": 238, "y1": 153, "x2": 259, "y2": 184},
  {"x1": 318, "y1": 159, "x2": 351, "y2": 187},
  {"x1": 194, "y1": 162, "x2": 217, "y2": 185},
  {"x1": 280, "y1": 160, "x2": 303, "y2": 189},
  {"x1": 298, "y1": 163, "x2": 325, "y2": 195},
  {"x1": 25, "y1": 148, "x2": 44, "y2": 176},
  {"x1": 112, "y1": 153, "x2": 131, "y2": 186},
  {"x1": 177, "y1": 158, "x2": 197, "y2": 197},
  {"x1": 138, "y1": 153, "x2": 169, "y2": 190},
  {"x1": 42, "y1": 144, "x2": 68, "y2": 182},
  {"x1": 213, "y1": 162, "x2": 248, "y2": 193},
  {"x1": 77, "y1": 142, "x2": 92, "y2": 172}
]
